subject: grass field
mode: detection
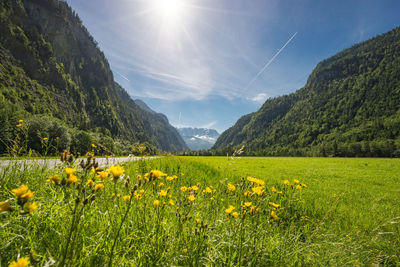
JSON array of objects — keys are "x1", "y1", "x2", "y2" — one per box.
[{"x1": 1, "y1": 156, "x2": 399, "y2": 266}]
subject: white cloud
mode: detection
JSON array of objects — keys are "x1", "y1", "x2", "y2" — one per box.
[{"x1": 248, "y1": 93, "x2": 268, "y2": 104}]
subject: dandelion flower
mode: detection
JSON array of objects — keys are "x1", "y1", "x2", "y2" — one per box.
[
  {"x1": 0, "y1": 200, "x2": 12, "y2": 212},
  {"x1": 168, "y1": 199, "x2": 174, "y2": 206},
  {"x1": 94, "y1": 184, "x2": 104, "y2": 191},
  {"x1": 86, "y1": 179, "x2": 94, "y2": 187},
  {"x1": 187, "y1": 195, "x2": 195, "y2": 202},
  {"x1": 47, "y1": 174, "x2": 60, "y2": 184},
  {"x1": 159, "y1": 183, "x2": 164, "y2": 188},
  {"x1": 301, "y1": 183, "x2": 307, "y2": 188},
  {"x1": 296, "y1": 185, "x2": 302, "y2": 190},
  {"x1": 117, "y1": 194, "x2": 121, "y2": 198},
  {"x1": 25, "y1": 202, "x2": 37, "y2": 213},
  {"x1": 225, "y1": 205, "x2": 235, "y2": 214},
  {"x1": 21, "y1": 190, "x2": 34, "y2": 200},
  {"x1": 243, "y1": 191, "x2": 251, "y2": 197},
  {"x1": 250, "y1": 206, "x2": 256, "y2": 214},
  {"x1": 91, "y1": 144, "x2": 97, "y2": 148},
  {"x1": 271, "y1": 186, "x2": 278, "y2": 193},
  {"x1": 109, "y1": 165, "x2": 124, "y2": 178},
  {"x1": 251, "y1": 186, "x2": 265, "y2": 196},
  {"x1": 139, "y1": 189, "x2": 145, "y2": 195},
  {"x1": 9, "y1": 256, "x2": 29, "y2": 267},
  {"x1": 227, "y1": 183, "x2": 236, "y2": 192},
  {"x1": 247, "y1": 176, "x2": 265, "y2": 186},
  {"x1": 150, "y1": 170, "x2": 166, "y2": 179},
  {"x1": 97, "y1": 171, "x2": 108, "y2": 180},
  {"x1": 159, "y1": 190, "x2": 167, "y2": 197},
  {"x1": 65, "y1": 168, "x2": 76, "y2": 176},
  {"x1": 244, "y1": 202, "x2": 252, "y2": 207},
  {"x1": 134, "y1": 194, "x2": 142, "y2": 200},
  {"x1": 12, "y1": 184, "x2": 28, "y2": 197},
  {"x1": 123, "y1": 195, "x2": 130, "y2": 201},
  {"x1": 67, "y1": 175, "x2": 78, "y2": 183},
  {"x1": 268, "y1": 202, "x2": 280, "y2": 209},
  {"x1": 293, "y1": 179, "x2": 300, "y2": 184},
  {"x1": 271, "y1": 210, "x2": 279, "y2": 221},
  {"x1": 166, "y1": 176, "x2": 174, "y2": 181},
  {"x1": 203, "y1": 187, "x2": 212, "y2": 193},
  {"x1": 42, "y1": 137, "x2": 48, "y2": 141},
  {"x1": 192, "y1": 185, "x2": 199, "y2": 191},
  {"x1": 180, "y1": 186, "x2": 187, "y2": 192},
  {"x1": 182, "y1": 248, "x2": 188, "y2": 253},
  {"x1": 195, "y1": 218, "x2": 201, "y2": 224},
  {"x1": 232, "y1": 212, "x2": 239, "y2": 219},
  {"x1": 154, "y1": 200, "x2": 160, "y2": 206},
  {"x1": 210, "y1": 197, "x2": 215, "y2": 201},
  {"x1": 283, "y1": 180, "x2": 290, "y2": 186},
  {"x1": 16, "y1": 124, "x2": 22, "y2": 127}
]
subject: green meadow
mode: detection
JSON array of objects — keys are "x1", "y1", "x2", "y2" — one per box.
[{"x1": 1, "y1": 156, "x2": 399, "y2": 266}]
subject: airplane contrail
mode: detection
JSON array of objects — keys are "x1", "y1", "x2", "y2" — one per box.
[
  {"x1": 244, "y1": 32, "x2": 298, "y2": 91},
  {"x1": 179, "y1": 112, "x2": 181, "y2": 122},
  {"x1": 114, "y1": 70, "x2": 130, "y2": 82}
]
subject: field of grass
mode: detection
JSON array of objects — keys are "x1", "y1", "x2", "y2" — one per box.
[{"x1": 1, "y1": 155, "x2": 399, "y2": 266}]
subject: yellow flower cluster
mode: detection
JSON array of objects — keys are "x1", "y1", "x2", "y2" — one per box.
[
  {"x1": 8, "y1": 184, "x2": 37, "y2": 213},
  {"x1": 109, "y1": 165, "x2": 124, "y2": 178},
  {"x1": 227, "y1": 183, "x2": 236, "y2": 192},
  {"x1": 247, "y1": 176, "x2": 265, "y2": 186}
]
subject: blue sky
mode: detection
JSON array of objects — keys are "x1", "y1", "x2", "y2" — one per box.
[{"x1": 65, "y1": 0, "x2": 399, "y2": 133}]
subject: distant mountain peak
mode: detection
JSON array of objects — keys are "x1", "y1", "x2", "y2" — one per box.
[{"x1": 178, "y1": 127, "x2": 220, "y2": 150}]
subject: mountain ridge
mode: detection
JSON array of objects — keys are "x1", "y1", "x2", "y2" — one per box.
[{"x1": 213, "y1": 27, "x2": 400, "y2": 157}]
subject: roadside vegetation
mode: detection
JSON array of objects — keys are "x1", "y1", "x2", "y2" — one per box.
[{"x1": 1, "y1": 153, "x2": 399, "y2": 266}]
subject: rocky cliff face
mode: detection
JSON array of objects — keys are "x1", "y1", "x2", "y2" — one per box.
[{"x1": 0, "y1": 0, "x2": 188, "y2": 153}]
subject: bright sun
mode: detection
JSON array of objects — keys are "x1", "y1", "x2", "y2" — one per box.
[{"x1": 151, "y1": 0, "x2": 186, "y2": 27}]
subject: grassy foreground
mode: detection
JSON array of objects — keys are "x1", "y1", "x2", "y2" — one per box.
[{"x1": 0, "y1": 156, "x2": 399, "y2": 266}]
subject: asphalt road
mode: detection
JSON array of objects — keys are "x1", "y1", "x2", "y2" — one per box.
[{"x1": 0, "y1": 156, "x2": 157, "y2": 169}]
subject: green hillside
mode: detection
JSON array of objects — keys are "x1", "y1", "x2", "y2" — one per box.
[
  {"x1": 0, "y1": 0, "x2": 187, "y2": 155},
  {"x1": 213, "y1": 27, "x2": 400, "y2": 157}
]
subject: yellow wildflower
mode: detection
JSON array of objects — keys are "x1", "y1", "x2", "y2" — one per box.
[
  {"x1": 42, "y1": 137, "x2": 48, "y2": 141},
  {"x1": 159, "y1": 183, "x2": 164, "y2": 188},
  {"x1": 210, "y1": 197, "x2": 215, "y2": 201},
  {"x1": 25, "y1": 202, "x2": 37, "y2": 213},
  {"x1": 187, "y1": 187, "x2": 193, "y2": 191},
  {"x1": 187, "y1": 195, "x2": 195, "y2": 202},
  {"x1": 123, "y1": 195, "x2": 130, "y2": 201},
  {"x1": 0, "y1": 200, "x2": 12, "y2": 212},
  {"x1": 180, "y1": 186, "x2": 187, "y2": 192},
  {"x1": 9, "y1": 256, "x2": 29, "y2": 267},
  {"x1": 12, "y1": 184, "x2": 28, "y2": 197},
  {"x1": 21, "y1": 190, "x2": 34, "y2": 200},
  {"x1": 251, "y1": 186, "x2": 265, "y2": 196},
  {"x1": 19, "y1": 119, "x2": 23, "y2": 123},
  {"x1": 65, "y1": 168, "x2": 76, "y2": 176},
  {"x1": 243, "y1": 191, "x2": 251, "y2": 197},
  {"x1": 94, "y1": 184, "x2": 104, "y2": 191},
  {"x1": 47, "y1": 174, "x2": 60, "y2": 183},
  {"x1": 296, "y1": 185, "x2": 302, "y2": 190},
  {"x1": 195, "y1": 218, "x2": 201, "y2": 223},
  {"x1": 109, "y1": 165, "x2": 124, "y2": 178},
  {"x1": 192, "y1": 185, "x2": 199, "y2": 191},
  {"x1": 117, "y1": 194, "x2": 121, "y2": 198},
  {"x1": 139, "y1": 189, "x2": 145, "y2": 195},
  {"x1": 232, "y1": 212, "x2": 239, "y2": 219},
  {"x1": 270, "y1": 210, "x2": 279, "y2": 221},
  {"x1": 283, "y1": 180, "x2": 290, "y2": 186},
  {"x1": 269, "y1": 202, "x2": 280, "y2": 209},
  {"x1": 225, "y1": 205, "x2": 235, "y2": 214},
  {"x1": 302, "y1": 183, "x2": 307, "y2": 188},
  {"x1": 244, "y1": 202, "x2": 252, "y2": 207},
  {"x1": 182, "y1": 248, "x2": 188, "y2": 253},
  {"x1": 250, "y1": 206, "x2": 256, "y2": 214},
  {"x1": 86, "y1": 179, "x2": 94, "y2": 187},
  {"x1": 91, "y1": 144, "x2": 97, "y2": 148},
  {"x1": 278, "y1": 191, "x2": 283, "y2": 195},
  {"x1": 168, "y1": 199, "x2": 174, "y2": 206},
  {"x1": 67, "y1": 175, "x2": 78, "y2": 183},
  {"x1": 97, "y1": 171, "x2": 108, "y2": 180},
  {"x1": 166, "y1": 176, "x2": 174, "y2": 181},
  {"x1": 203, "y1": 187, "x2": 212, "y2": 193},
  {"x1": 16, "y1": 124, "x2": 22, "y2": 127},
  {"x1": 227, "y1": 183, "x2": 236, "y2": 192},
  {"x1": 293, "y1": 179, "x2": 300, "y2": 184},
  {"x1": 159, "y1": 190, "x2": 167, "y2": 197},
  {"x1": 271, "y1": 186, "x2": 277, "y2": 193},
  {"x1": 134, "y1": 194, "x2": 142, "y2": 200},
  {"x1": 247, "y1": 176, "x2": 265, "y2": 186},
  {"x1": 154, "y1": 200, "x2": 160, "y2": 206},
  {"x1": 112, "y1": 193, "x2": 116, "y2": 197},
  {"x1": 150, "y1": 170, "x2": 167, "y2": 179}
]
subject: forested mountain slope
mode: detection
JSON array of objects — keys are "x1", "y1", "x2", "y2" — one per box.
[
  {"x1": 0, "y1": 0, "x2": 187, "y2": 154},
  {"x1": 213, "y1": 27, "x2": 400, "y2": 157}
]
